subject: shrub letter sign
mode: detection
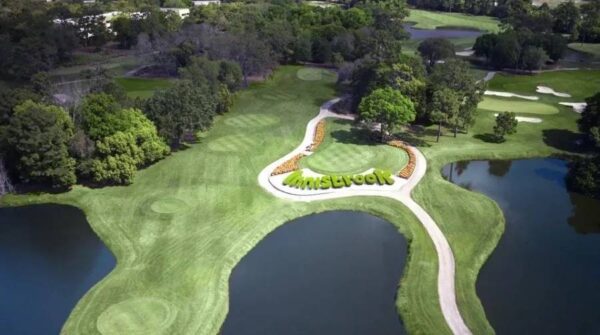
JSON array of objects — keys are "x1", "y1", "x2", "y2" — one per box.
[{"x1": 282, "y1": 169, "x2": 394, "y2": 190}]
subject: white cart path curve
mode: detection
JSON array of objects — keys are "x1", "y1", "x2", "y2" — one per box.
[{"x1": 257, "y1": 98, "x2": 472, "y2": 335}]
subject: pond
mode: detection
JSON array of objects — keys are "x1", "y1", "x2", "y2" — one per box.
[
  {"x1": 403, "y1": 24, "x2": 483, "y2": 40},
  {"x1": 222, "y1": 211, "x2": 407, "y2": 335},
  {"x1": 442, "y1": 158, "x2": 600, "y2": 334},
  {"x1": 0, "y1": 204, "x2": 115, "y2": 334}
]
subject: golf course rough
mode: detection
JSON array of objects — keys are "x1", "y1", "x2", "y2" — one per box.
[{"x1": 283, "y1": 169, "x2": 395, "y2": 190}]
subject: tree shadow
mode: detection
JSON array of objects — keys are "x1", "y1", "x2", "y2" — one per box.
[
  {"x1": 473, "y1": 133, "x2": 499, "y2": 143},
  {"x1": 542, "y1": 129, "x2": 584, "y2": 153}
]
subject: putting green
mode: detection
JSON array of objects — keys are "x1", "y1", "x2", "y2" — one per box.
[
  {"x1": 300, "y1": 120, "x2": 409, "y2": 175},
  {"x1": 296, "y1": 68, "x2": 329, "y2": 81},
  {"x1": 478, "y1": 97, "x2": 559, "y2": 115},
  {"x1": 97, "y1": 297, "x2": 177, "y2": 335}
]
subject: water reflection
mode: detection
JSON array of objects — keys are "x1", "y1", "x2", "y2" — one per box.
[
  {"x1": 0, "y1": 205, "x2": 115, "y2": 335},
  {"x1": 222, "y1": 211, "x2": 407, "y2": 335},
  {"x1": 442, "y1": 158, "x2": 600, "y2": 334}
]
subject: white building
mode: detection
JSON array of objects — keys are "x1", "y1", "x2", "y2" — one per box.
[{"x1": 193, "y1": 0, "x2": 221, "y2": 6}]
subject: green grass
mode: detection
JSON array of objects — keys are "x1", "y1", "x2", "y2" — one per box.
[
  {"x1": 478, "y1": 97, "x2": 560, "y2": 115},
  {"x1": 300, "y1": 119, "x2": 409, "y2": 175},
  {"x1": 406, "y1": 9, "x2": 500, "y2": 32},
  {"x1": 488, "y1": 70, "x2": 600, "y2": 101},
  {"x1": 568, "y1": 43, "x2": 600, "y2": 58},
  {"x1": 115, "y1": 77, "x2": 173, "y2": 99},
  {"x1": 1, "y1": 66, "x2": 450, "y2": 335}
]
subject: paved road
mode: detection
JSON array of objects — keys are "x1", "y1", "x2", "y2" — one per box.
[{"x1": 257, "y1": 98, "x2": 472, "y2": 335}]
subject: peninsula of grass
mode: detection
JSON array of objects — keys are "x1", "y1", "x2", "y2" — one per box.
[
  {"x1": 115, "y1": 77, "x2": 173, "y2": 99},
  {"x1": 406, "y1": 9, "x2": 500, "y2": 32},
  {"x1": 300, "y1": 119, "x2": 409, "y2": 175},
  {"x1": 400, "y1": 69, "x2": 588, "y2": 334},
  {"x1": 568, "y1": 43, "x2": 600, "y2": 58},
  {"x1": 1, "y1": 67, "x2": 450, "y2": 335}
]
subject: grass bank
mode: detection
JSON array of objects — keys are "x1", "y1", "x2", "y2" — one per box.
[
  {"x1": 406, "y1": 9, "x2": 500, "y2": 32},
  {"x1": 2, "y1": 66, "x2": 450, "y2": 335},
  {"x1": 568, "y1": 43, "x2": 600, "y2": 58},
  {"x1": 115, "y1": 77, "x2": 174, "y2": 99}
]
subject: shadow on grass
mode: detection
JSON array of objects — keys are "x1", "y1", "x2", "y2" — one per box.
[
  {"x1": 473, "y1": 133, "x2": 499, "y2": 143},
  {"x1": 542, "y1": 129, "x2": 584, "y2": 153}
]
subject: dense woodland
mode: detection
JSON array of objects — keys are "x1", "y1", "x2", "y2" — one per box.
[{"x1": 0, "y1": 0, "x2": 598, "y2": 198}]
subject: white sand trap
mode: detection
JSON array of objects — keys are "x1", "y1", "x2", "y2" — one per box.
[
  {"x1": 536, "y1": 86, "x2": 571, "y2": 98},
  {"x1": 559, "y1": 102, "x2": 587, "y2": 113},
  {"x1": 456, "y1": 49, "x2": 475, "y2": 57},
  {"x1": 485, "y1": 90, "x2": 539, "y2": 100},
  {"x1": 494, "y1": 113, "x2": 542, "y2": 123}
]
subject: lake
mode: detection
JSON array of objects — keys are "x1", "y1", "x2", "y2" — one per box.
[
  {"x1": 222, "y1": 211, "x2": 407, "y2": 335},
  {"x1": 442, "y1": 158, "x2": 600, "y2": 334},
  {"x1": 0, "y1": 204, "x2": 115, "y2": 335}
]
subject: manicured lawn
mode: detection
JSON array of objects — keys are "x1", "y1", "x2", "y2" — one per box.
[
  {"x1": 1, "y1": 67, "x2": 450, "y2": 335},
  {"x1": 300, "y1": 119, "x2": 409, "y2": 175},
  {"x1": 488, "y1": 70, "x2": 600, "y2": 101},
  {"x1": 115, "y1": 77, "x2": 173, "y2": 99},
  {"x1": 406, "y1": 9, "x2": 500, "y2": 32},
  {"x1": 568, "y1": 43, "x2": 600, "y2": 58},
  {"x1": 478, "y1": 97, "x2": 560, "y2": 115}
]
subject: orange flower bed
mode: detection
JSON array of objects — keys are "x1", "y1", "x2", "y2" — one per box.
[
  {"x1": 387, "y1": 140, "x2": 416, "y2": 179},
  {"x1": 271, "y1": 154, "x2": 305, "y2": 176},
  {"x1": 308, "y1": 120, "x2": 326, "y2": 151}
]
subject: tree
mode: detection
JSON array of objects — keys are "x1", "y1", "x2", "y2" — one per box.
[
  {"x1": 8, "y1": 101, "x2": 76, "y2": 188},
  {"x1": 144, "y1": 81, "x2": 218, "y2": 145},
  {"x1": 566, "y1": 155, "x2": 600, "y2": 198},
  {"x1": 493, "y1": 112, "x2": 518, "y2": 142},
  {"x1": 358, "y1": 88, "x2": 416, "y2": 142},
  {"x1": 112, "y1": 15, "x2": 142, "y2": 49},
  {"x1": 473, "y1": 33, "x2": 498, "y2": 59},
  {"x1": 428, "y1": 58, "x2": 483, "y2": 135},
  {"x1": 88, "y1": 108, "x2": 170, "y2": 185},
  {"x1": 0, "y1": 157, "x2": 14, "y2": 196},
  {"x1": 81, "y1": 93, "x2": 124, "y2": 140},
  {"x1": 418, "y1": 38, "x2": 456, "y2": 67},
  {"x1": 521, "y1": 46, "x2": 548, "y2": 71},
  {"x1": 76, "y1": 15, "x2": 110, "y2": 50},
  {"x1": 577, "y1": 92, "x2": 600, "y2": 148},
  {"x1": 552, "y1": 1, "x2": 580, "y2": 35},
  {"x1": 490, "y1": 33, "x2": 521, "y2": 69},
  {"x1": 429, "y1": 88, "x2": 460, "y2": 142}
]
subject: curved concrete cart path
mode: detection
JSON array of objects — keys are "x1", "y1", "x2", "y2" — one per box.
[{"x1": 257, "y1": 98, "x2": 472, "y2": 335}]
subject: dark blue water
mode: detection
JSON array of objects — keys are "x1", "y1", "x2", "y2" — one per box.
[
  {"x1": 222, "y1": 211, "x2": 407, "y2": 335},
  {"x1": 443, "y1": 159, "x2": 600, "y2": 334},
  {"x1": 404, "y1": 24, "x2": 483, "y2": 40},
  {"x1": 0, "y1": 204, "x2": 115, "y2": 334}
]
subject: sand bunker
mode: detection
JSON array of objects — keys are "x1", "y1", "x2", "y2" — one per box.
[
  {"x1": 559, "y1": 102, "x2": 587, "y2": 113},
  {"x1": 455, "y1": 49, "x2": 475, "y2": 57},
  {"x1": 484, "y1": 90, "x2": 539, "y2": 100},
  {"x1": 494, "y1": 114, "x2": 542, "y2": 123},
  {"x1": 536, "y1": 86, "x2": 571, "y2": 98}
]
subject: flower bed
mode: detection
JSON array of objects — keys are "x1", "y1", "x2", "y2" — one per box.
[
  {"x1": 308, "y1": 120, "x2": 326, "y2": 151},
  {"x1": 271, "y1": 154, "x2": 305, "y2": 176},
  {"x1": 387, "y1": 140, "x2": 416, "y2": 179}
]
